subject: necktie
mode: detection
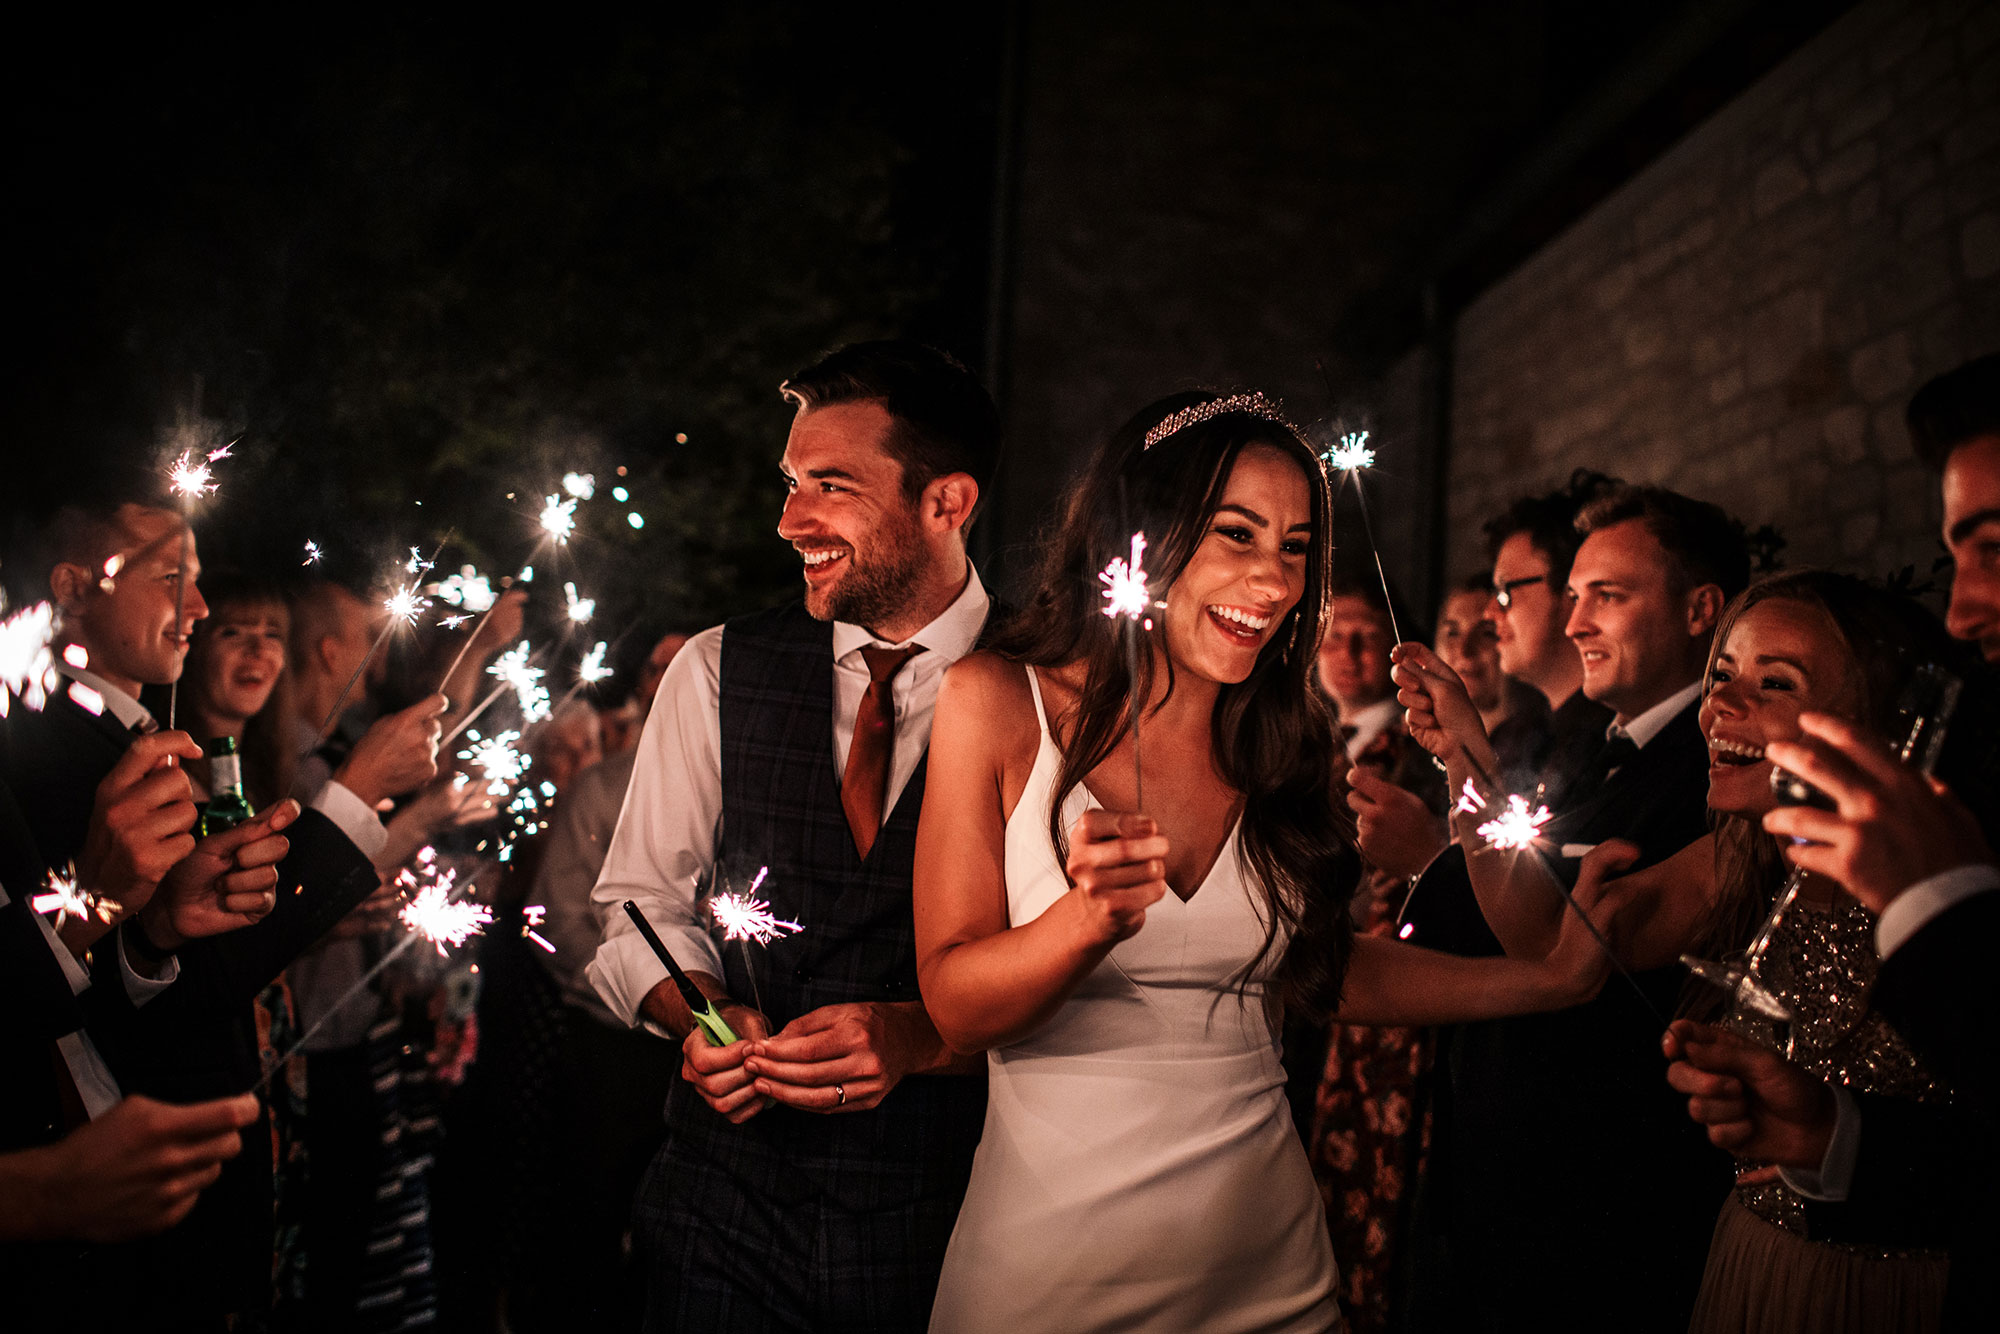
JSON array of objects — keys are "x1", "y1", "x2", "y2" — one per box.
[
  {"x1": 843, "y1": 644, "x2": 924, "y2": 860},
  {"x1": 1598, "y1": 730, "x2": 1640, "y2": 780}
]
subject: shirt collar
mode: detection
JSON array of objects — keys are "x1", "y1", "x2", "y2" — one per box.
[
  {"x1": 1612, "y1": 679, "x2": 1702, "y2": 750},
  {"x1": 57, "y1": 663, "x2": 155, "y2": 732},
  {"x1": 831, "y1": 563, "x2": 990, "y2": 666}
]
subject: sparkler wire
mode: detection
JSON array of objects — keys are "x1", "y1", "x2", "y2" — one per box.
[{"x1": 251, "y1": 928, "x2": 425, "y2": 1094}]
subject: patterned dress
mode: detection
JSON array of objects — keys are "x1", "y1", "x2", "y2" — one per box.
[{"x1": 1690, "y1": 894, "x2": 1952, "y2": 1333}]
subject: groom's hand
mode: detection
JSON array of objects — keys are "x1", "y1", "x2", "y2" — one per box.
[
  {"x1": 745, "y1": 1001, "x2": 948, "y2": 1114},
  {"x1": 678, "y1": 1002, "x2": 771, "y2": 1124}
]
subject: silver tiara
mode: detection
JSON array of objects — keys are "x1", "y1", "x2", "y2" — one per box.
[{"x1": 1142, "y1": 391, "x2": 1302, "y2": 450}]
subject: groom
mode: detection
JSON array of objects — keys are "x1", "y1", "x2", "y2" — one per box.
[{"x1": 588, "y1": 341, "x2": 1000, "y2": 1331}]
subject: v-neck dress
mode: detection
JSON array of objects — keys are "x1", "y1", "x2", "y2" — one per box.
[{"x1": 928, "y1": 669, "x2": 1343, "y2": 1332}]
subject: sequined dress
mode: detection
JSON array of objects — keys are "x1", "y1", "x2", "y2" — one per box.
[{"x1": 1689, "y1": 894, "x2": 1951, "y2": 1334}]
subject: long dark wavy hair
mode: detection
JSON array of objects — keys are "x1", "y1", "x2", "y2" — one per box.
[
  {"x1": 988, "y1": 391, "x2": 1360, "y2": 1018},
  {"x1": 1681, "y1": 570, "x2": 1984, "y2": 1014}
]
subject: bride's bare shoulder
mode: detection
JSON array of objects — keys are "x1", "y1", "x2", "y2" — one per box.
[{"x1": 939, "y1": 653, "x2": 1043, "y2": 750}]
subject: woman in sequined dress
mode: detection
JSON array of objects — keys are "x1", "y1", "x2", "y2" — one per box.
[{"x1": 1578, "y1": 572, "x2": 1965, "y2": 1333}]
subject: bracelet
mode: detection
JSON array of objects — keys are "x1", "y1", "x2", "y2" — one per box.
[{"x1": 126, "y1": 918, "x2": 177, "y2": 964}]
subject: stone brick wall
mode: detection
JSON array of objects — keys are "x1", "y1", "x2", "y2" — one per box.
[{"x1": 1444, "y1": 0, "x2": 2000, "y2": 588}]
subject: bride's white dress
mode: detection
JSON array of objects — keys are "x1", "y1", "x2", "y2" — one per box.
[{"x1": 928, "y1": 669, "x2": 1343, "y2": 1333}]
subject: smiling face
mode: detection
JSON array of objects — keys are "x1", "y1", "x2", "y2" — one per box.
[
  {"x1": 777, "y1": 400, "x2": 932, "y2": 629},
  {"x1": 196, "y1": 600, "x2": 290, "y2": 728},
  {"x1": 1700, "y1": 598, "x2": 1861, "y2": 815},
  {"x1": 1316, "y1": 596, "x2": 1395, "y2": 713},
  {"x1": 1157, "y1": 443, "x2": 1313, "y2": 687},
  {"x1": 1566, "y1": 518, "x2": 1715, "y2": 722},
  {"x1": 1942, "y1": 434, "x2": 2000, "y2": 663},
  {"x1": 1436, "y1": 588, "x2": 1503, "y2": 712},
  {"x1": 53, "y1": 503, "x2": 208, "y2": 698}
]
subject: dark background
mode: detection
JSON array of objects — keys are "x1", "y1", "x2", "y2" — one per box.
[{"x1": 5, "y1": 2, "x2": 1850, "y2": 663}]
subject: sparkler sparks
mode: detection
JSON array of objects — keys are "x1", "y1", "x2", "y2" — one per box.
[
  {"x1": 459, "y1": 729, "x2": 530, "y2": 795},
  {"x1": 709, "y1": 869, "x2": 801, "y2": 947},
  {"x1": 522, "y1": 904, "x2": 556, "y2": 953},
  {"x1": 406, "y1": 546, "x2": 434, "y2": 575},
  {"x1": 1452, "y1": 777, "x2": 1486, "y2": 816},
  {"x1": 488, "y1": 641, "x2": 552, "y2": 723},
  {"x1": 30, "y1": 866, "x2": 118, "y2": 928},
  {"x1": 302, "y1": 541, "x2": 323, "y2": 566},
  {"x1": 562, "y1": 471, "x2": 596, "y2": 500},
  {"x1": 1098, "y1": 533, "x2": 1152, "y2": 622},
  {"x1": 1322, "y1": 430, "x2": 1375, "y2": 473},
  {"x1": 434, "y1": 566, "x2": 496, "y2": 612},
  {"x1": 166, "y1": 446, "x2": 230, "y2": 500},
  {"x1": 564, "y1": 582, "x2": 595, "y2": 624},
  {"x1": 539, "y1": 495, "x2": 578, "y2": 545},
  {"x1": 577, "y1": 641, "x2": 611, "y2": 684},
  {"x1": 1475, "y1": 794, "x2": 1553, "y2": 852},
  {"x1": 395, "y1": 859, "x2": 493, "y2": 957},
  {"x1": 440, "y1": 614, "x2": 471, "y2": 630},
  {"x1": 0, "y1": 601, "x2": 60, "y2": 717},
  {"x1": 383, "y1": 583, "x2": 431, "y2": 627}
]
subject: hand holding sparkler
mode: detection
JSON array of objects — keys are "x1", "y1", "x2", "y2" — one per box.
[
  {"x1": 331, "y1": 694, "x2": 447, "y2": 808},
  {"x1": 60, "y1": 733, "x2": 204, "y2": 948},
  {"x1": 1390, "y1": 643, "x2": 1499, "y2": 778},
  {"x1": 1062, "y1": 809, "x2": 1171, "y2": 947}
]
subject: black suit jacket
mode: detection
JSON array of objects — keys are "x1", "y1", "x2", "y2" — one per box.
[
  {"x1": 1, "y1": 686, "x2": 380, "y2": 1317},
  {"x1": 1854, "y1": 889, "x2": 2000, "y2": 1327},
  {"x1": 1408, "y1": 699, "x2": 1733, "y2": 1334}
]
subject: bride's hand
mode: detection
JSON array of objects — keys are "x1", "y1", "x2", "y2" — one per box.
[{"x1": 1064, "y1": 811, "x2": 1170, "y2": 948}]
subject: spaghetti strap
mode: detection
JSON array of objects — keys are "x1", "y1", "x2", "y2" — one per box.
[{"x1": 1024, "y1": 664, "x2": 1051, "y2": 737}]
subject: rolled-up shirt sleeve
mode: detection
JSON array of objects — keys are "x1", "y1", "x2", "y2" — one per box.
[{"x1": 587, "y1": 626, "x2": 727, "y2": 1028}]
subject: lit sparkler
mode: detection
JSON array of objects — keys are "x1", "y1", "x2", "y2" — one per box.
[
  {"x1": 522, "y1": 904, "x2": 556, "y2": 953},
  {"x1": 710, "y1": 870, "x2": 801, "y2": 947},
  {"x1": 539, "y1": 494, "x2": 578, "y2": 545},
  {"x1": 406, "y1": 546, "x2": 434, "y2": 576},
  {"x1": 166, "y1": 447, "x2": 227, "y2": 500},
  {"x1": 384, "y1": 582, "x2": 431, "y2": 626},
  {"x1": 0, "y1": 601, "x2": 60, "y2": 718},
  {"x1": 399, "y1": 866, "x2": 495, "y2": 957},
  {"x1": 1320, "y1": 427, "x2": 1404, "y2": 645},
  {"x1": 440, "y1": 613, "x2": 470, "y2": 630},
  {"x1": 433, "y1": 566, "x2": 496, "y2": 613},
  {"x1": 459, "y1": 728, "x2": 530, "y2": 795},
  {"x1": 1098, "y1": 533, "x2": 1152, "y2": 622},
  {"x1": 488, "y1": 641, "x2": 552, "y2": 724},
  {"x1": 30, "y1": 865, "x2": 118, "y2": 929},
  {"x1": 1475, "y1": 794, "x2": 1553, "y2": 852},
  {"x1": 564, "y1": 582, "x2": 595, "y2": 624},
  {"x1": 162, "y1": 439, "x2": 232, "y2": 728},
  {"x1": 302, "y1": 541, "x2": 323, "y2": 566},
  {"x1": 1452, "y1": 777, "x2": 1485, "y2": 816},
  {"x1": 1323, "y1": 430, "x2": 1375, "y2": 473},
  {"x1": 577, "y1": 641, "x2": 611, "y2": 684},
  {"x1": 1098, "y1": 531, "x2": 1155, "y2": 809}
]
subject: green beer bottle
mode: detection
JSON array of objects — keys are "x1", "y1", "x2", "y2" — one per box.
[{"x1": 200, "y1": 736, "x2": 256, "y2": 837}]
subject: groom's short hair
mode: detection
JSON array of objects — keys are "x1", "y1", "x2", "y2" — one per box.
[{"x1": 780, "y1": 340, "x2": 1001, "y2": 517}]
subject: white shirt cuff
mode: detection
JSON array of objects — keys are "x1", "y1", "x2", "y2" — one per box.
[
  {"x1": 1779, "y1": 1084, "x2": 1859, "y2": 1202},
  {"x1": 30, "y1": 905, "x2": 94, "y2": 996},
  {"x1": 587, "y1": 921, "x2": 725, "y2": 1035},
  {"x1": 311, "y1": 781, "x2": 389, "y2": 863},
  {"x1": 118, "y1": 925, "x2": 180, "y2": 1002},
  {"x1": 1875, "y1": 864, "x2": 2000, "y2": 959}
]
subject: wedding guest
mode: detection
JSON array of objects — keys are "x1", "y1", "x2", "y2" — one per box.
[
  {"x1": 0, "y1": 496, "x2": 415, "y2": 1323},
  {"x1": 1675, "y1": 354, "x2": 2000, "y2": 1327},
  {"x1": 1435, "y1": 574, "x2": 1546, "y2": 773},
  {"x1": 588, "y1": 340, "x2": 1000, "y2": 1331},
  {"x1": 1391, "y1": 483, "x2": 1751, "y2": 1332},
  {"x1": 1577, "y1": 572, "x2": 1968, "y2": 1331}
]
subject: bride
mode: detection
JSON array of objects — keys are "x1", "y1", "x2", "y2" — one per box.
[{"x1": 914, "y1": 391, "x2": 1614, "y2": 1332}]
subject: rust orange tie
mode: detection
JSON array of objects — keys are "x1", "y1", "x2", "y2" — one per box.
[{"x1": 843, "y1": 644, "x2": 924, "y2": 860}]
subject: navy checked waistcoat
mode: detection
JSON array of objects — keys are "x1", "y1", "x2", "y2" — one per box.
[{"x1": 657, "y1": 600, "x2": 985, "y2": 1216}]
